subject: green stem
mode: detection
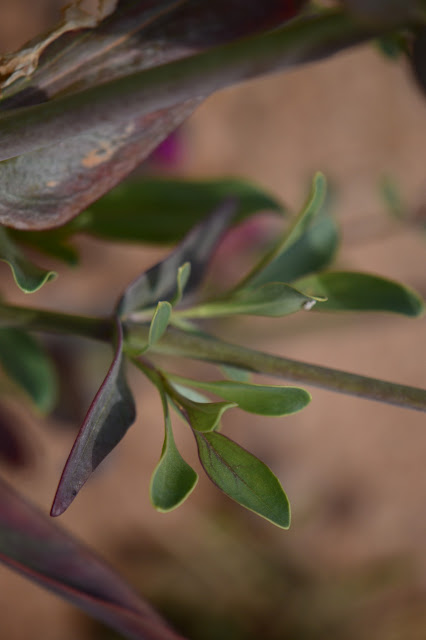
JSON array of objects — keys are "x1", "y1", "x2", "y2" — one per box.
[
  {"x1": 1, "y1": 301, "x2": 425, "y2": 412},
  {"x1": 0, "y1": 303, "x2": 114, "y2": 342},
  {"x1": 127, "y1": 324, "x2": 426, "y2": 413}
]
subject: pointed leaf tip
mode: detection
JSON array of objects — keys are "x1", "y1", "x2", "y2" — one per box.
[{"x1": 51, "y1": 319, "x2": 135, "y2": 516}]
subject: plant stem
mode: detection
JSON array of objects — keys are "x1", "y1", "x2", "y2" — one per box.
[
  {"x1": 127, "y1": 324, "x2": 426, "y2": 413},
  {"x1": 0, "y1": 303, "x2": 114, "y2": 342},
  {"x1": 1, "y1": 301, "x2": 425, "y2": 412}
]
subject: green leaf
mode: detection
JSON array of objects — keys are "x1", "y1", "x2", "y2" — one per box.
[
  {"x1": 253, "y1": 215, "x2": 339, "y2": 285},
  {"x1": 148, "y1": 301, "x2": 172, "y2": 347},
  {"x1": 169, "y1": 376, "x2": 311, "y2": 416},
  {"x1": 171, "y1": 263, "x2": 191, "y2": 307},
  {"x1": 194, "y1": 431, "x2": 290, "y2": 528},
  {"x1": 82, "y1": 178, "x2": 283, "y2": 244},
  {"x1": 150, "y1": 393, "x2": 198, "y2": 512},
  {"x1": 117, "y1": 199, "x2": 236, "y2": 316},
  {"x1": 0, "y1": 227, "x2": 56, "y2": 292},
  {"x1": 9, "y1": 228, "x2": 79, "y2": 266},
  {"x1": 278, "y1": 172, "x2": 327, "y2": 251},
  {"x1": 295, "y1": 271, "x2": 425, "y2": 316},
  {"x1": 240, "y1": 172, "x2": 328, "y2": 289},
  {"x1": 0, "y1": 328, "x2": 57, "y2": 413},
  {"x1": 51, "y1": 319, "x2": 136, "y2": 516},
  {"x1": 188, "y1": 283, "x2": 322, "y2": 318}
]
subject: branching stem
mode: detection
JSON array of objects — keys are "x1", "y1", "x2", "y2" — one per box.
[
  {"x1": 127, "y1": 324, "x2": 426, "y2": 413},
  {"x1": 0, "y1": 301, "x2": 425, "y2": 412}
]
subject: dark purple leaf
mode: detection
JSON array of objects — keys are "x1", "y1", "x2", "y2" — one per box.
[
  {"x1": 117, "y1": 199, "x2": 237, "y2": 316},
  {"x1": 0, "y1": 478, "x2": 185, "y2": 640},
  {"x1": 0, "y1": 0, "x2": 305, "y2": 230},
  {"x1": 51, "y1": 319, "x2": 135, "y2": 516}
]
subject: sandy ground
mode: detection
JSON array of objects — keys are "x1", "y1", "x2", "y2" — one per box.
[{"x1": 0, "y1": 5, "x2": 426, "y2": 640}]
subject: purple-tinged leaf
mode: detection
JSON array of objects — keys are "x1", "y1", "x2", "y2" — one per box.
[
  {"x1": 0, "y1": 0, "x2": 304, "y2": 230},
  {"x1": 51, "y1": 319, "x2": 135, "y2": 516},
  {"x1": 0, "y1": 478, "x2": 185, "y2": 640},
  {"x1": 117, "y1": 199, "x2": 237, "y2": 316}
]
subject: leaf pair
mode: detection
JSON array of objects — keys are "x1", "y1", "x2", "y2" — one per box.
[
  {"x1": 210, "y1": 173, "x2": 424, "y2": 319},
  {"x1": 143, "y1": 364, "x2": 310, "y2": 527},
  {"x1": 147, "y1": 377, "x2": 292, "y2": 528}
]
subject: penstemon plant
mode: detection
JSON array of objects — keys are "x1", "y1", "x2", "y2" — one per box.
[{"x1": 0, "y1": 1, "x2": 425, "y2": 639}]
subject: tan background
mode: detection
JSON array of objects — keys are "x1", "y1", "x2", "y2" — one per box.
[{"x1": 1, "y1": 4, "x2": 426, "y2": 639}]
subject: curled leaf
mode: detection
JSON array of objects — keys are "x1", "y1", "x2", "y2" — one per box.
[
  {"x1": 0, "y1": 0, "x2": 118, "y2": 92},
  {"x1": 0, "y1": 226, "x2": 56, "y2": 292},
  {"x1": 51, "y1": 319, "x2": 136, "y2": 516},
  {"x1": 194, "y1": 431, "x2": 290, "y2": 528}
]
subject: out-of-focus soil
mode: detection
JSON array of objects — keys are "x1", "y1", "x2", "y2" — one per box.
[{"x1": 0, "y1": 5, "x2": 426, "y2": 640}]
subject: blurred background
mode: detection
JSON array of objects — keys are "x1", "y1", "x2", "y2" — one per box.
[{"x1": 0, "y1": 1, "x2": 426, "y2": 638}]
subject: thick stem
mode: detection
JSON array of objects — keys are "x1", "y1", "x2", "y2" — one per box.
[
  {"x1": 0, "y1": 303, "x2": 114, "y2": 342},
  {"x1": 127, "y1": 324, "x2": 426, "y2": 413}
]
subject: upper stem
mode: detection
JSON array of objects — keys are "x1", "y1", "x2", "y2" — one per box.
[
  {"x1": 127, "y1": 324, "x2": 426, "y2": 413},
  {"x1": 1, "y1": 301, "x2": 425, "y2": 413}
]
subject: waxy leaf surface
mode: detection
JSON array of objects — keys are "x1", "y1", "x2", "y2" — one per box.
[
  {"x1": 150, "y1": 392, "x2": 197, "y2": 511},
  {"x1": 117, "y1": 199, "x2": 236, "y2": 316},
  {"x1": 170, "y1": 377, "x2": 311, "y2": 416},
  {"x1": 0, "y1": 328, "x2": 57, "y2": 413},
  {"x1": 295, "y1": 271, "x2": 425, "y2": 316},
  {"x1": 51, "y1": 320, "x2": 136, "y2": 516},
  {"x1": 194, "y1": 431, "x2": 290, "y2": 528},
  {"x1": 0, "y1": 478, "x2": 185, "y2": 640}
]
